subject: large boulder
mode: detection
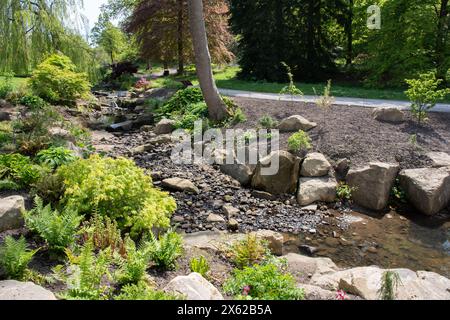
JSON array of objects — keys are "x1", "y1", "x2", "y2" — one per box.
[
  {"x1": 154, "y1": 118, "x2": 176, "y2": 135},
  {"x1": 164, "y1": 273, "x2": 224, "y2": 300},
  {"x1": 427, "y1": 152, "x2": 450, "y2": 168},
  {"x1": 254, "y1": 230, "x2": 284, "y2": 256},
  {"x1": 214, "y1": 149, "x2": 253, "y2": 186},
  {"x1": 372, "y1": 108, "x2": 404, "y2": 123},
  {"x1": 297, "y1": 177, "x2": 337, "y2": 206},
  {"x1": 277, "y1": 115, "x2": 317, "y2": 132},
  {"x1": 251, "y1": 151, "x2": 300, "y2": 195},
  {"x1": 0, "y1": 281, "x2": 57, "y2": 300},
  {"x1": 0, "y1": 196, "x2": 25, "y2": 232},
  {"x1": 0, "y1": 111, "x2": 11, "y2": 121},
  {"x1": 162, "y1": 178, "x2": 200, "y2": 194},
  {"x1": 300, "y1": 153, "x2": 332, "y2": 177},
  {"x1": 399, "y1": 167, "x2": 450, "y2": 215},
  {"x1": 346, "y1": 162, "x2": 399, "y2": 211},
  {"x1": 310, "y1": 267, "x2": 450, "y2": 300},
  {"x1": 284, "y1": 253, "x2": 339, "y2": 283}
]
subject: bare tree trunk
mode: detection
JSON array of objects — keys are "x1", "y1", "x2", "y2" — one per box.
[
  {"x1": 188, "y1": 0, "x2": 229, "y2": 121},
  {"x1": 177, "y1": 0, "x2": 184, "y2": 75}
]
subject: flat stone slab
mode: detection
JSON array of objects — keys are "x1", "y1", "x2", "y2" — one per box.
[
  {"x1": 0, "y1": 281, "x2": 56, "y2": 300},
  {"x1": 427, "y1": 152, "x2": 450, "y2": 168}
]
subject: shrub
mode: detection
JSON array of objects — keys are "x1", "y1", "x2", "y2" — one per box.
[
  {"x1": 258, "y1": 115, "x2": 278, "y2": 129},
  {"x1": 57, "y1": 155, "x2": 176, "y2": 236},
  {"x1": 378, "y1": 271, "x2": 402, "y2": 300},
  {"x1": 223, "y1": 262, "x2": 304, "y2": 300},
  {"x1": 23, "y1": 197, "x2": 83, "y2": 253},
  {"x1": 29, "y1": 54, "x2": 91, "y2": 104},
  {"x1": 0, "y1": 122, "x2": 13, "y2": 147},
  {"x1": 174, "y1": 102, "x2": 209, "y2": 131},
  {"x1": 19, "y1": 94, "x2": 47, "y2": 109},
  {"x1": 0, "y1": 236, "x2": 39, "y2": 280},
  {"x1": 134, "y1": 77, "x2": 152, "y2": 90},
  {"x1": 53, "y1": 240, "x2": 113, "y2": 300},
  {"x1": 81, "y1": 215, "x2": 125, "y2": 254},
  {"x1": 114, "y1": 238, "x2": 150, "y2": 285},
  {"x1": 0, "y1": 153, "x2": 42, "y2": 190},
  {"x1": 5, "y1": 84, "x2": 28, "y2": 105},
  {"x1": 336, "y1": 182, "x2": 356, "y2": 202},
  {"x1": 32, "y1": 173, "x2": 65, "y2": 205},
  {"x1": 189, "y1": 256, "x2": 210, "y2": 278},
  {"x1": 229, "y1": 234, "x2": 271, "y2": 269},
  {"x1": 36, "y1": 147, "x2": 77, "y2": 170},
  {"x1": 287, "y1": 130, "x2": 312, "y2": 153},
  {"x1": 405, "y1": 72, "x2": 450, "y2": 124},
  {"x1": 0, "y1": 73, "x2": 14, "y2": 99},
  {"x1": 159, "y1": 87, "x2": 204, "y2": 116},
  {"x1": 146, "y1": 229, "x2": 183, "y2": 271},
  {"x1": 230, "y1": 107, "x2": 247, "y2": 125},
  {"x1": 115, "y1": 282, "x2": 182, "y2": 300}
]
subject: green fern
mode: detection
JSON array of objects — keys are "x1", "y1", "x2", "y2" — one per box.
[
  {"x1": 145, "y1": 229, "x2": 183, "y2": 271},
  {"x1": 114, "y1": 237, "x2": 151, "y2": 285},
  {"x1": 115, "y1": 282, "x2": 182, "y2": 300},
  {"x1": 189, "y1": 256, "x2": 210, "y2": 278},
  {"x1": 23, "y1": 196, "x2": 83, "y2": 252},
  {"x1": 0, "y1": 236, "x2": 39, "y2": 280}
]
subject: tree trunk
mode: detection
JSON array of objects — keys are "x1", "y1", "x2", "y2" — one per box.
[
  {"x1": 188, "y1": 0, "x2": 229, "y2": 122},
  {"x1": 177, "y1": 0, "x2": 184, "y2": 75},
  {"x1": 163, "y1": 61, "x2": 169, "y2": 76},
  {"x1": 436, "y1": 0, "x2": 449, "y2": 82},
  {"x1": 345, "y1": 0, "x2": 354, "y2": 66}
]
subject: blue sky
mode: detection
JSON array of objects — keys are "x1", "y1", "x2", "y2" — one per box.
[{"x1": 80, "y1": 0, "x2": 109, "y2": 31}]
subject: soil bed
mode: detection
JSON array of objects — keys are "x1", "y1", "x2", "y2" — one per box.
[{"x1": 231, "y1": 97, "x2": 450, "y2": 169}]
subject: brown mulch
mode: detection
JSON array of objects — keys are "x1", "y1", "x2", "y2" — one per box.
[{"x1": 231, "y1": 97, "x2": 450, "y2": 169}]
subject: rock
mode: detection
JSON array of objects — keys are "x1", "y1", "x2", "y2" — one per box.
[
  {"x1": 0, "y1": 111, "x2": 11, "y2": 121},
  {"x1": 252, "y1": 151, "x2": 301, "y2": 195},
  {"x1": 254, "y1": 230, "x2": 284, "y2": 256},
  {"x1": 164, "y1": 273, "x2": 224, "y2": 300},
  {"x1": 311, "y1": 267, "x2": 450, "y2": 300},
  {"x1": 300, "y1": 153, "x2": 332, "y2": 177},
  {"x1": 131, "y1": 135, "x2": 173, "y2": 153},
  {"x1": 372, "y1": 107, "x2": 404, "y2": 123},
  {"x1": 278, "y1": 115, "x2": 317, "y2": 132},
  {"x1": 300, "y1": 284, "x2": 336, "y2": 300},
  {"x1": 154, "y1": 118, "x2": 176, "y2": 135},
  {"x1": 213, "y1": 149, "x2": 254, "y2": 186},
  {"x1": 133, "y1": 113, "x2": 155, "y2": 127},
  {"x1": 0, "y1": 281, "x2": 56, "y2": 300},
  {"x1": 300, "y1": 245, "x2": 319, "y2": 256},
  {"x1": 162, "y1": 178, "x2": 200, "y2": 194},
  {"x1": 283, "y1": 253, "x2": 339, "y2": 283},
  {"x1": 48, "y1": 127, "x2": 73, "y2": 141},
  {"x1": 427, "y1": 152, "x2": 450, "y2": 168},
  {"x1": 334, "y1": 158, "x2": 350, "y2": 181},
  {"x1": 141, "y1": 125, "x2": 153, "y2": 132},
  {"x1": 346, "y1": 162, "x2": 399, "y2": 211},
  {"x1": 0, "y1": 196, "x2": 25, "y2": 232},
  {"x1": 302, "y1": 204, "x2": 318, "y2": 212},
  {"x1": 297, "y1": 177, "x2": 337, "y2": 206},
  {"x1": 251, "y1": 190, "x2": 276, "y2": 201},
  {"x1": 227, "y1": 219, "x2": 239, "y2": 231},
  {"x1": 223, "y1": 205, "x2": 240, "y2": 218},
  {"x1": 206, "y1": 213, "x2": 225, "y2": 223},
  {"x1": 0, "y1": 99, "x2": 13, "y2": 109},
  {"x1": 94, "y1": 144, "x2": 115, "y2": 153},
  {"x1": 399, "y1": 167, "x2": 450, "y2": 215}
]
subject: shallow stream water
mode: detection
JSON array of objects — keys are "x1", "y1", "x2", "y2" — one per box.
[{"x1": 284, "y1": 209, "x2": 450, "y2": 278}]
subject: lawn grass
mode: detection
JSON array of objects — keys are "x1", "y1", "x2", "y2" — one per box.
[{"x1": 207, "y1": 66, "x2": 411, "y2": 101}]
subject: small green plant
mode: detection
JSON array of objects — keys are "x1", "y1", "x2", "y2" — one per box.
[
  {"x1": 114, "y1": 282, "x2": 182, "y2": 300},
  {"x1": 0, "y1": 153, "x2": 42, "y2": 190},
  {"x1": 390, "y1": 178, "x2": 407, "y2": 204},
  {"x1": 229, "y1": 234, "x2": 270, "y2": 269},
  {"x1": 405, "y1": 72, "x2": 450, "y2": 124},
  {"x1": 230, "y1": 107, "x2": 247, "y2": 125},
  {"x1": 258, "y1": 115, "x2": 278, "y2": 129},
  {"x1": 0, "y1": 73, "x2": 14, "y2": 99},
  {"x1": 23, "y1": 196, "x2": 83, "y2": 253},
  {"x1": 114, "y1": 237, "x2": 151, "y2": 285},
  {"x1": 0, "y1": 236, "x2": 39, "y2": 280},
  {"x1": 32, "y1": 172, "x2": 65, "y2": 205},
  {"x1": 223, "y1": 261, "x2": 305, "y2": 300},
  {"x1": 56, "y1": 155, "x2": 177, "y2": 237},
  {"x1": 189, "y1": 256, "x2": 210, "y2": 278},
  {"x1": 279, "y1": 62, "x2": 303, "y2": 106},
  {"x1": 0, "y1": 122, "x2": 13, "y2": 147},
  {"x1": 146, "y1": 229, "x2": 183, "y2": 271},
  {"x1": 81, "y1": 214, "x2": 125, "y2": 254},
  {"x1": 287, "y1": 130, "x2": 312, "y2": 154},
  {"x1": 378, "y1": 271, "x2": 402, "y2": 300},
  {"x1": 36, "y1": 147, "x2": 77, "y2": 170},
  {"x1": 19, "y1": 94, "x2": 47, "y2": 109},
  {"x1": 336, "y1": 182, "x2": 356, "y2": 202},
  {"x1": 314, "y1": 80, "x2": 334, "y2": 128},
  {"x1": 53, "y1": 240, "x2": 113, "y2": 300},
  {"x1": 29, "y1": 54, "x2": 92, "y2": 104}
]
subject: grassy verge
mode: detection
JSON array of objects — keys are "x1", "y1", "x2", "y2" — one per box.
[{"x1": 0, "y1": 76, "x2": 29, "y2": 89}]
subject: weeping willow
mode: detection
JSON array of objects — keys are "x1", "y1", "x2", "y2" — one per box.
[{"x1": 0, "y1": 0, "x2": 101, "y2": 81}]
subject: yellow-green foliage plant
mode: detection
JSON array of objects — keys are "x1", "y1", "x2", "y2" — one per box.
[
  {"x1": 29, "y1": 54, "x2": 91, "y2": 105},
  {"x1": 57, "y1": 155, "x2": 177, "y2": 237}
]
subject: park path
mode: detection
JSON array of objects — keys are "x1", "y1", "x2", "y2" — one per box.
[{"x1": 218, "y1": 88, "x2": 450, "y2": 113}]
